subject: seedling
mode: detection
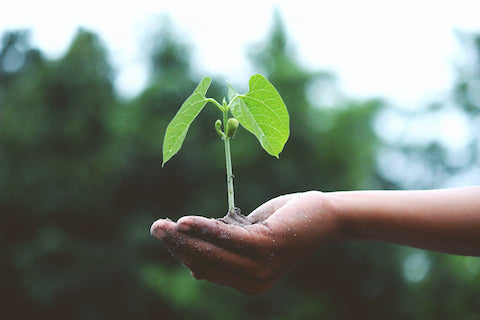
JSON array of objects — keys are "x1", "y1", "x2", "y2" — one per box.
[{"x1": 162, "y1": 74, "x2": 289, "y2": 220}]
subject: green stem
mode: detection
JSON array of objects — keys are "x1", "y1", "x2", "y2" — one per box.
[
  {"x1": 225, "y1": 94, "x2": 242, "y2": 109},
  {"x1": 206, "y1": 98, "x2": 224, "y2": 111},
  {"x1": 223, "y1": 108, "x2": 235, "y2": 213}
]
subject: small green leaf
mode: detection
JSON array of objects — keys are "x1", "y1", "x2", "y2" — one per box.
[
  {"x1": 229, "y1": 74, "x2": 289, "y2": 158},
  {"x1": 162, "y1": 77, "x2": 211, "y2": 166}
]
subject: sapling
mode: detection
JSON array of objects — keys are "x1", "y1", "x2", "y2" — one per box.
[{"x1": 162, "y1": 74, "x2": 289, "y2": 223}]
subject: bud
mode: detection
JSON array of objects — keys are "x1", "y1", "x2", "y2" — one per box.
[
  {"x1": 215, "y1": 119, "x2": 224, "y2": 138},
  {"x1": 226, "y1": 118, "x2": 239, "y2": 138}
]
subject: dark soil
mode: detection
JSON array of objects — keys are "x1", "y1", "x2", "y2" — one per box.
[{"x1": 219, "y1": 207, "x2": 254, "y2": 226}]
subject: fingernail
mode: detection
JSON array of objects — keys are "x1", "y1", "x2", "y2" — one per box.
[{"x1": 150, "y1": 223, "x2": 166, "y2": 238}]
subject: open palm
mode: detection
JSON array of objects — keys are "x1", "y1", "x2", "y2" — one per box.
[{"x1": 150, "y1": 191, "x2": 340, "y2": 294}]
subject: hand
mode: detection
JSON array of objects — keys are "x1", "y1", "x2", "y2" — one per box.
[{"x1": 150, "y1": 191, "x2": 342, "y2": 294}]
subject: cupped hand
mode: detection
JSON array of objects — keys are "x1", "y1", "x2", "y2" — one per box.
[{"x1": 150, "y1": 191, "x2": 341, "y2": 294}]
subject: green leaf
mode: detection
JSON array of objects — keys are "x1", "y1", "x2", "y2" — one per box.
[
  {"x1": 229, "y1": 74, "x2": 289, "y2": 158},
  {"x1": 162, "y1": 77, "x2": 211, "y2": 166}
]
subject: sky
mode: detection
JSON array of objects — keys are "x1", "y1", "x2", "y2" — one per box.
[{"x1": 1, "y1": 0, "x2": 480, "y2": 108}]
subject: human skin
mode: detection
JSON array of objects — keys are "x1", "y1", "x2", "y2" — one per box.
[{"x1": 150, "y1": 186, "x2": 480, "y2": 294}]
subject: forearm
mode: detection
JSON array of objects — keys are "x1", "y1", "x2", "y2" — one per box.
[{"x1": 329, "y1": 187, "x2": 480, "y2": 256}]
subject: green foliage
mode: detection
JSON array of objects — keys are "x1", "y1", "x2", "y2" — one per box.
[
  {"x1": 162, "y1": 73, "x2": 289, "y2": 212},
  {"x1": 1, "y1": 12, "x2": 479, "y2": 320},
  {"x1": 162, "y1": 76, "x2": 211, "y2": 166},
  {"x1": 163, "y1": 74, "x2": 289, "y2": 165},
  {"x1": 228, "y1": 74, "x2": 290, "y2": 157}
]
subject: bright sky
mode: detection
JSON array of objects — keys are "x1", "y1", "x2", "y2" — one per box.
[{"x1": 1, "y1": 0, "x2": 480, "y2": 108}]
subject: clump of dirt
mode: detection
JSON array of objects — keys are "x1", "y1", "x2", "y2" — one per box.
[{"x1": 219, "y1": 207, "x2": 254, "y2": 226}]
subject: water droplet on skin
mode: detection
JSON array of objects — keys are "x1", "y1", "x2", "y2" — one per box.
[{"x1": 220, "y1": 231, "x2": 229, "y2": 240}]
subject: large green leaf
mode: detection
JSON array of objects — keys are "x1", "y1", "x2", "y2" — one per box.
[
  {"x1": 162, "y1": 77, "x2": 211, "y2": 166},
  {"x1": 229, "y1": 74, "x2": 289, "y2": 158}
]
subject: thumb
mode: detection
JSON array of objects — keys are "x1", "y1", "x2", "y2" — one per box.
[{"x1": 247, "y1": 194, "x2": 296, "y2": 223}]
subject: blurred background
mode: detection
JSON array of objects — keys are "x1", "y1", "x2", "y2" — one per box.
[{"x1": 1, "y1": 1, "x2": 479, "y2": 319}]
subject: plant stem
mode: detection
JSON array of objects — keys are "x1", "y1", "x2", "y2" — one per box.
[
  {"x1": 223, "y1": 108, "x2": 235, "y2": 213},
  {"x1": 206, "y1": 98, "x2": 224, "y2": 110}
]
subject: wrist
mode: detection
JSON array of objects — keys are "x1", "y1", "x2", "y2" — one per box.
[
  {"x1": 306, "y1": 191, "x2": 350, "y2": 243},
  {"x1": 324, "y1": 191, "x2": 357, "y2": 242}
]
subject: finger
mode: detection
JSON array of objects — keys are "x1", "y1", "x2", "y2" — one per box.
[
  {"x1": 163, "y1": 234, "x2": 277, "y2": 295},
  {"x1": 176, "y1": 216, "x2": 270, "y2": 252},
  {"x1": 161, "y1": 230, "x2": 265, "y2": 280},
  {"x1": 151, "y1": 219, "x2": 279, "y2": 294},
  {"x1": 150, "y1": 218, "x2": 176, "y2": 239},
  {"x1": 191, "y1": 264, "x2": 277, "y2": 295},
  {"x1": 247, "y1": 194, "x2": 296, "y2": 223}
]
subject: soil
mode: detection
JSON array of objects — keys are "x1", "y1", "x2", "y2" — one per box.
[{"x1": 219, "y1": 207, "x2": 254, "y2": 226}]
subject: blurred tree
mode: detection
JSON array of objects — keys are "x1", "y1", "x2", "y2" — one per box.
[
  {"x1": 398, "y1": 32, "x2": 480, "y2": 320},
  {"x1": 0, "y1": 30, "x2": 43, "y2": 86},
  {"x1": 375, "y1": 33, "x2": 480, "y2": 190},
  {"x1": 0, "y1": 28, "x2": 135, "y2": 319},
  {"x1": 244, "y1": 11, "x2": 410, "y2": 319},
  {"x1": 246, "y1": 10, "x2": 382, "y2": 195},
  {"x1": 455, "y1": 34, "x2": 480, "y2": 115},
  {"x1": 452, "y1": 32, "x2": 480, "y2": 175},
  {"x1": 371, "y1": 31, "x2": 480, "y2": 319},
  {"x1": 144, "y1": 11, "x2": 399, "y2": 320},
  {"x1": 2, "y1": 10, "x2": 478, "y2": 320}
]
